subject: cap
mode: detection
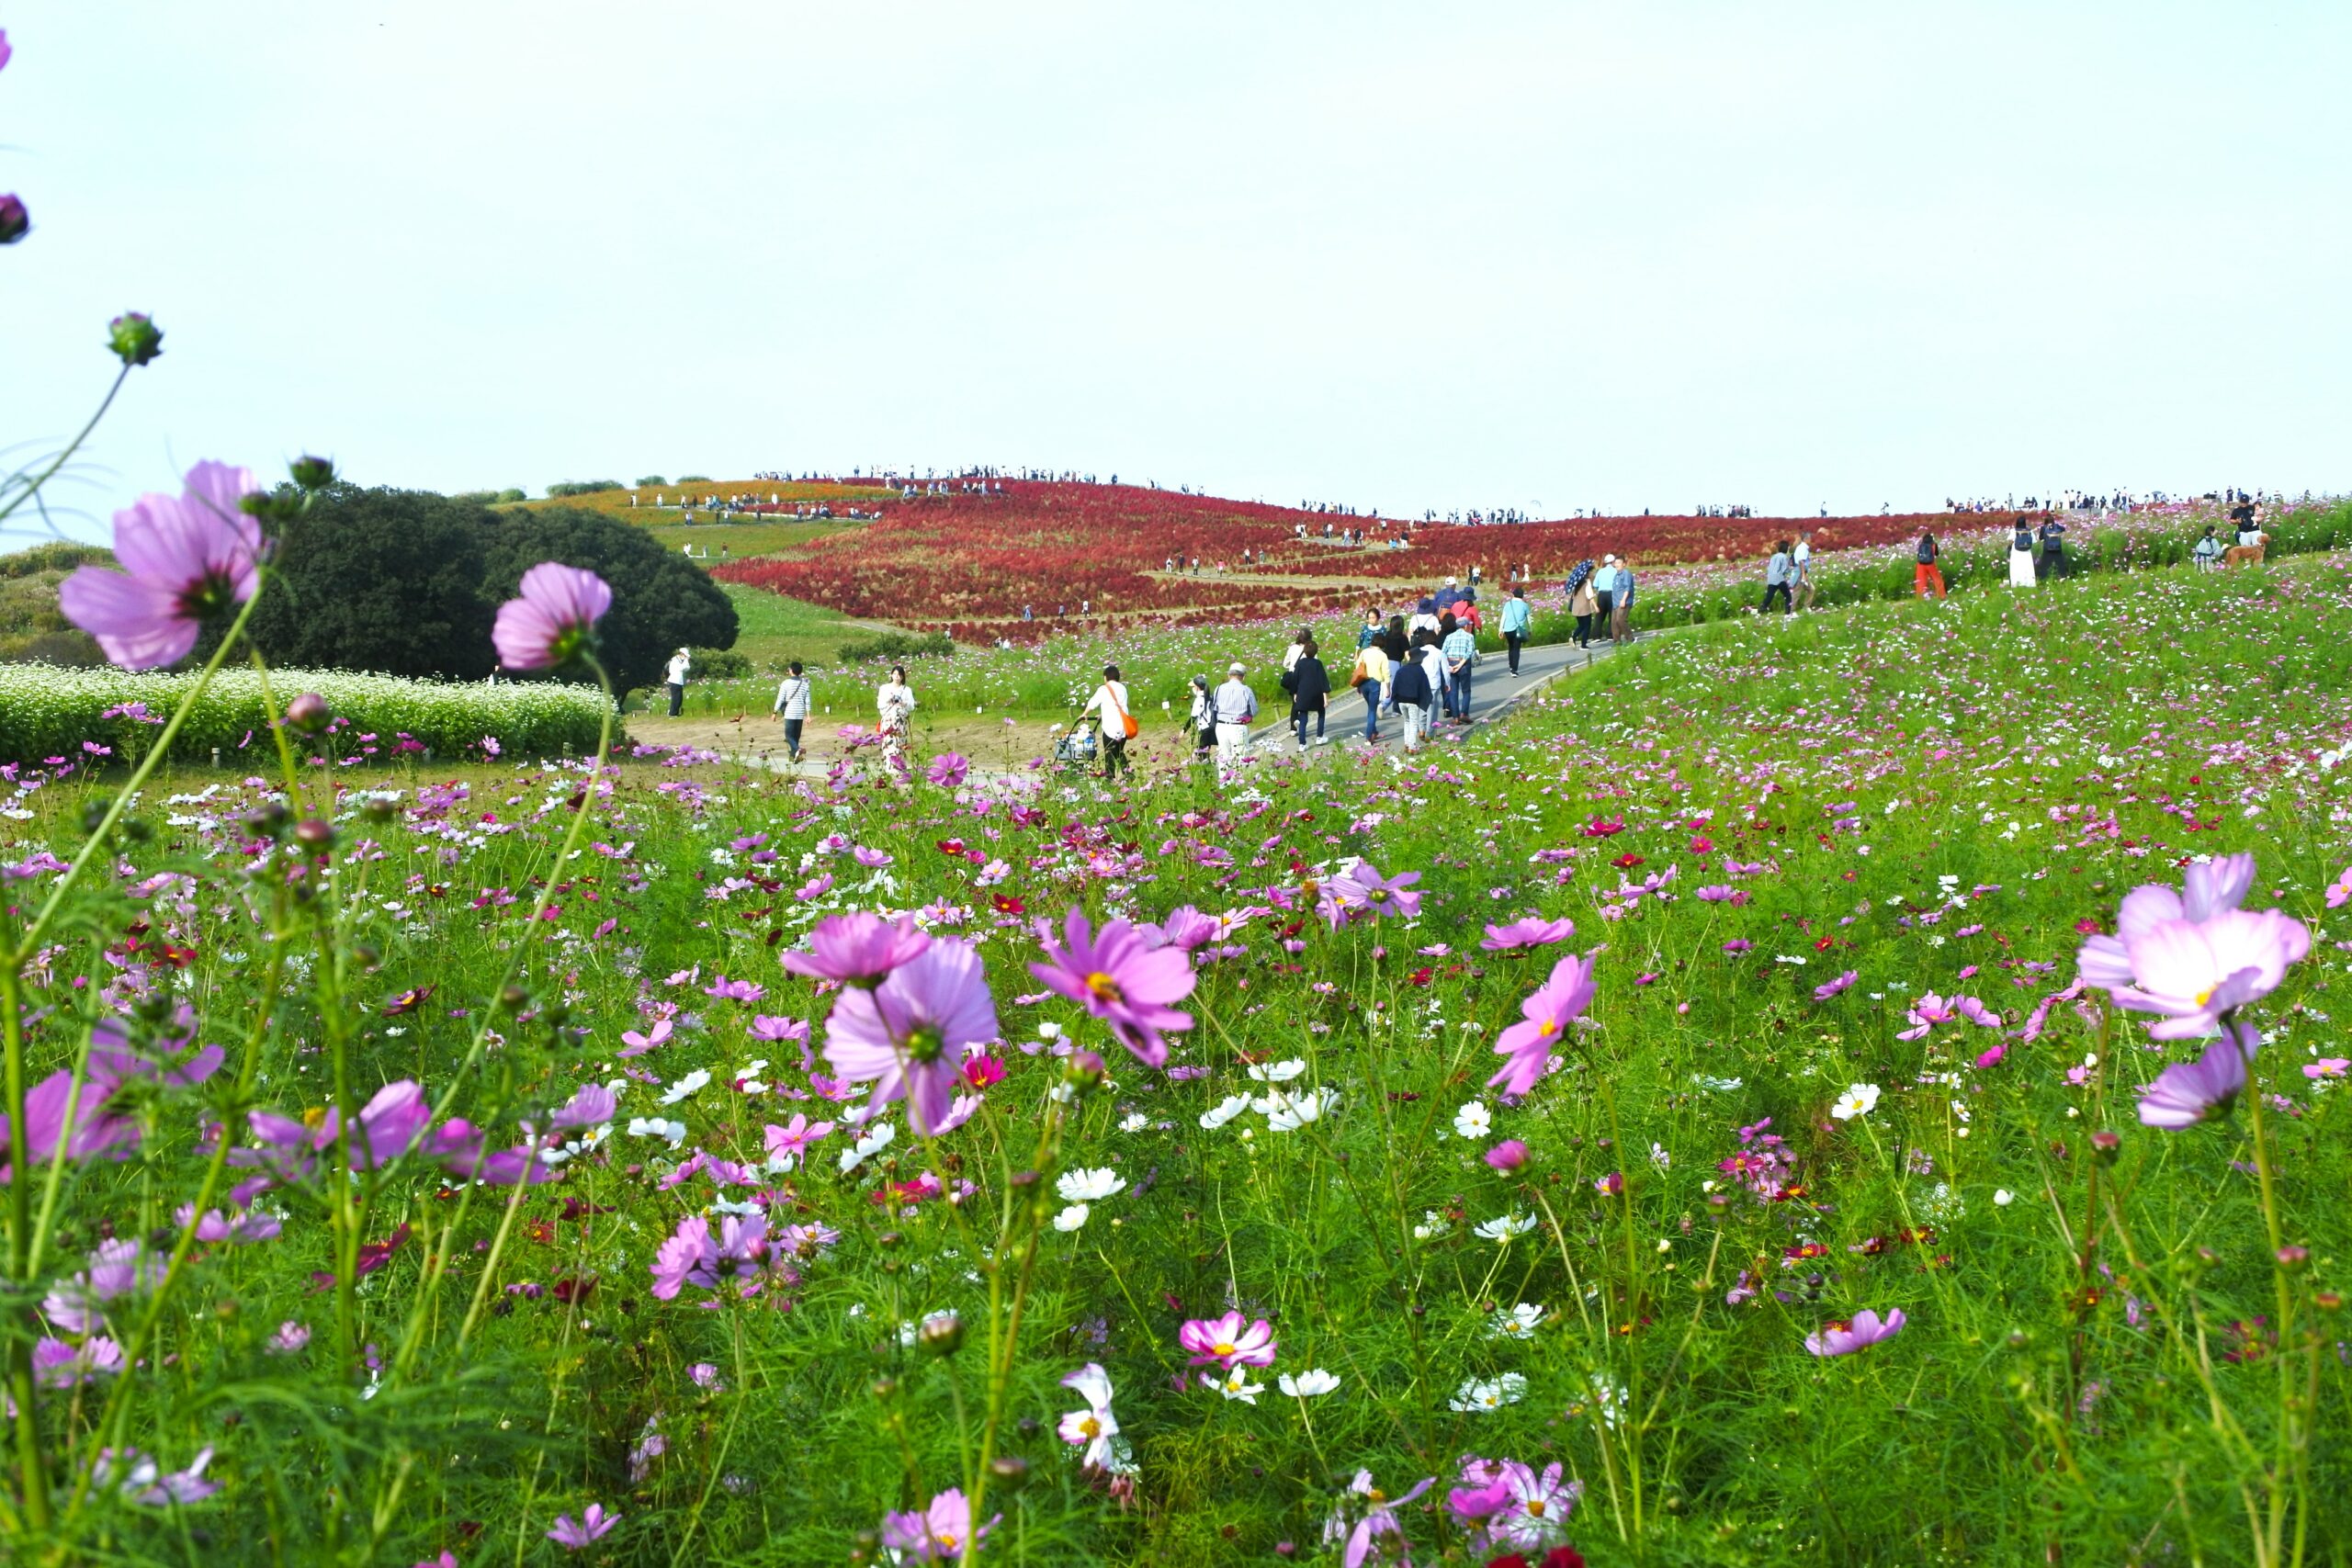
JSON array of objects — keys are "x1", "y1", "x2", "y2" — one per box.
[{"x1": 1227, "y1": 661, "x2": 1246, "y2": 674}]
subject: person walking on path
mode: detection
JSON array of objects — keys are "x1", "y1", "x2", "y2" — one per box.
[
  {"x1": 664, "y1": 647, "x2": 693, "y2": 716},
  {"x1": 1914, "y1": 532, "x2": 1946, "y2": 600},
  {"x1": 1082, "y1": 663, "x2": 1136, "y2": 781},
  {"x1": 1186, "y1": 674, "x2": 1216, "y2": 760},
  {"x1": 772, "y1": 660, "x2": 812, "y2": 762},
  {"x1": 1591, "y1": 556, "x2": 1619, "y2": 639},
  {"x1": 1441, "y1": 617, "x2": 1479, "y2": 721},
  {"x1": 876, "y1": 664, "x2": 917, "y2": 782},
  {"x1": 1283, "y1": 628, "x2": 1309, "y2": 674},
  {"x1": 2007, "y1": 517, "x2": 2040, "y2": 589},
  {"x1": 1761, "y1": 541, "x2": 1793, "y2": 613},
  {"x1": 1566, "y1": 560, "x2": 1599, "y2": 647},
  {"x1": 1611, "y1": 565, "x2": 1637, "y2": 645},
  {"x1": 1391, "y1": 636, "x2": 1434, "y2": 750},
  {"x1": 1213, "y1": 662, "x2": 1260, "y2": 773},
  {"x1": 1289, "y1": 638, "x2": 1331, "y2": 748},
  {"x1": 1499, "y1": 584, "x2": 1532, "y2": 673},
  {"x1": 1792, "y1": 529, "x2": 1818, "y2": 611},
  {"x1": 1349, "y1": 637, "x2": 1392, "y2": 743}
]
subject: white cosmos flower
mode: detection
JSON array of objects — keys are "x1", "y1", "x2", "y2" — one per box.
[
  {"x1": 1118, "y1": 1112, "x2": 1149, "y2": 1133},
  {"x1": 1053, "y1": 1203, "x2": 1091, "y2": 1232},
  {"x1": 625, "y1": 1117, "x2": 687, "y2": 1147},
  {"x1": 1994, "y1": 1188, "x2": 2016, "y2": 1206},
  {"x1": 1830, "y1": 1082, "x2": 1883, "y2": 1121},
  {"x1": 839, "y1": 1121, "x2": 895, "y2": 1172},
  {"x1": 1199, "y1": 1094, "x2": 1252, "y2": 1131},
  {"x1": 1216, "y1": 1368, "x2": 1265, "y2": 1404},
  {"x1": 1449, "y1": 1372, "x2": 1529, "y2": 1413},
  {"x1": 658, "y1": 1069, "x2": 712, "y2": 1105},
  {"x1": 1278, "y1": 1368, "x2": 1340, "y2": 1398},
  {"x1": 1247, "y1": 1058, "x2": 1307, "y2": 1082},
  {"x1": 1452, "y1": 1100, "x2": 1493, "y2": 1139},
  {"x1": 1257, "y1": 1088, "x2": 1340, "y2": 1131},
  {"x1": 1057, "y1": 1168, "x2": 1128, "y2": 1202},
  {"x1": 1488, "y1": 1303, "x2": 1544, "y2": 1340},
  {"x1": 1057, "y1": 1363, "x2": 1122, "y2": 1470},
  {"x1": 1473, "y1": 1213, "x2": 1537, "y2": 1244}
]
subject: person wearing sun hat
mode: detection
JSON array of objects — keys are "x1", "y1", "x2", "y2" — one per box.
[
  {"x1": 664, "y1": 646, "x2": 692, "y2": 716},
  {"x1": 1212, "y1": 662, "x2": 1260, "y2": 774}
]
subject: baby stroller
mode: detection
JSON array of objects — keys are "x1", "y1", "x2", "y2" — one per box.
[{"x1": 1054, "y1": 717, "x2": 1102, "y2": 773}]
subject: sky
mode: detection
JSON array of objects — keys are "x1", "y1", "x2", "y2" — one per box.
[{"x1": 3, "y1": 2, "x2": 2347, "y2": 544}]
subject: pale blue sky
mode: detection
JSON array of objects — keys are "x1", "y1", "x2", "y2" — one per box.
[{"x1": 3, "y1": 2, "x2": 2346, "y2": 542}]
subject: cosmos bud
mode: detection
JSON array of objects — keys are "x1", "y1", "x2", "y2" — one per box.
[{"x1": 107, "y1": 310, "x2": 164, "y2": 367}]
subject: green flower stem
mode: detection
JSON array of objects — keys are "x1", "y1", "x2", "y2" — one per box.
[{"x1": 0, "y1": 364, "x2": 132, "y2": 532}]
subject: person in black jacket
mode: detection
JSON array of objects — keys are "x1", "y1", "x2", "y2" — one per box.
[
  {"x1": 1290, "y1": 638, "x2": 1331, "y2": 749},
  {"x1": 1391, "y1": 634, "x2": 1434, "y2": 750}
]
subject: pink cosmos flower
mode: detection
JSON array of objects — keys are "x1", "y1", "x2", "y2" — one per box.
[
  {"x1": 927, "y1": 752, "x2": 971, "y2": 789},
  {"x1": 92, "y1": 1446, "x2": 221, "y2": 1506},
  {"x1": 762, "y1": 1114, "x2": 835, "y2": 1168},
  {"x1": 548, "y1": 1083, "x2": 616, "y2": 1132},
  {"x1": 2303, "y1": 1058, "x2": 2349, "y2": 1080},
  {"x1": 1139, "y1": 904, "x2": 1220, "y2": 953},
  {"x1": 1454, "y1": 1458, "x2": 1581, "y2": 1551},
  {"x1": 2138, "y1": 1026, "x2": 2256, "y2": 1128},
  {"x1": 824, "y1": 938, "x2": 1001, "y2": 1134},
  {"x1": 492, "y1": 562, "x2": 612, "y2": 671},
  {"x1": 59, "y1": 461, "x2": 262, "y2": 669},
  {"x1": 2328, "y1": 866, "x2": 2352, "y2": 909},
  {"x1": 1487, "y1": 952, "x2": 1598, "y2": 1096},
  {"x1": 1328, "y1": 1470, "x2": 1436, "y2": 1568},
  {"x1": 649, "y1": 1213, "x2": 769, "y2": 1300},
  {"x1": 1485, "y1": 1138, "x2": 1531, "y2": 1172},
  {"x1": 1812, "y1": 970, "x2": 1859, "y2": 1001},
  {"x1": 783, "y1": 911, "x2": 932, "y2": 987},
  {"x1": 1029, "y1": 907, "x2": 1196, "y2": 1067},
  {"x1": 1057, "y1": 1361, "x2": 1123, "y2": 1470},
  {"x1": 1324, "y1": 862, "x2": 1423, "y2": 926},
  {"x1": 1178, "y1": 1309, "x2": 1277, "y2": 1368},
  {"x1": 880, "y1": 1488, "x2": 995, "y2": 1562},
  {"x1": 1804, "y1": 1306, "x2": 1906, "y2": 1357},
  {"x1": 1480, "y1": 916, "x2": 1576, "y2": 952},
  {"x1": 546, "y1": 1502, "x2": 619, "y2": 1549},
  {"x1": 2078, "y1": 854, "x2": 2310, "y2": 1038}
]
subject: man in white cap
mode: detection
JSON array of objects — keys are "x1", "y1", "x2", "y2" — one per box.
[
  {"x1": 1591, "y1": 555, "x2": 1620, "y2": 642},
  {"x1": 1435, "y1": 574, "x2": 1462, "y2": 613},
  {"x1": 664, "y1": 647, "x2": 693, "y2": 717},
  {"x1": 1213, "y1": 661, "x2": 1259, "y2": 773}
]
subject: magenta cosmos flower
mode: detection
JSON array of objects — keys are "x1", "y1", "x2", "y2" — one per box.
[
  {"x1": 1487, "y1": 952, "x2": 1598, "y2": 1096},
  {"x1": 546, "y1": 1502, "x2": 618, "y2": 1549},
  {"x1": 1804, "y1": 1307, "x2": 1906, "y2": 1357},
  {"x1": 2078, "y1": 854, "x2": 2309, "y2": 1038},
  {"x1": 1323, "y1": 862, "x2": 1423, "y2": 928},
  {"x1": 59, "y1": 460, "x2": 261, "y2": 669},
  {"x1": 1480, "y1": 916, "x2": 1576, "y2": 952},
  {"x1": 1330, "y1": 1471, "x2": 1436, "y2": 1568},
  {"x1": 492, "y1": 562, "x2": 613, "y2": 671},
  {"x1": 881, "y1": 1488, "x2": 996, "y2": 1562},
  {"x1": 2137, "y1": 1026, "x2": 2256, "y2": 1129},
  {"x1": 823, "y1": 938, "x2": 1000, "y2": 1134},
  {"x1": 1030, "y1": 907, "x2": 1196, "y2": 1067},
  {"x1": 784, "y1": 911, "x2": 932, "y2": 987},
  {"x1": 1178, "y1": 1309, "x2": 1276, "y2": 1369}
]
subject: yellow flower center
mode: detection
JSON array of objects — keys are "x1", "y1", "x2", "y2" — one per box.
[
  {"x1": 1213, "y1": 1341, "x2": 1237, "y2": 1358},
  {"x1": 1078, "y1": 1416, "x2": 1101, "y2": 1438},
  {"x1": 1529, "y1": 1500, "x2": 1547, "y2": 1517},
  {"x1": 936, "y1": 1533, "x2": 960, "y2": 1553},
  {"x1": 1537, "y1": 1019, "x2": 1558, "y2": 1038},
  {"x1": 1086, "y1": 971, "x2": 1125, "y2": 1005}
]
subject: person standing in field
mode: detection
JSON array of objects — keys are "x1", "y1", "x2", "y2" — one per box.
[
  {"x1": 1566, "y1": 559, "x2": 1599, "y2": 647},
  {"x1": 2037, "y1": 515, "x2": 2069, "y2": 580},
  {"x1": 1792, "y1": 528, "x2": 1818, "y2": 611},
  {"x1": 1289, "y1": 637, "x2": 1330, "y2": 748},
  {"x1": 1761, "y1": 541, "x2": 1792, "y2": 613},
  {"x1": 1611, "y1": 563, "x2": 1637, "y2": 645},
  {"x1": 876, "y1": 664, "x2": 917, "y2": 781},
  {"x1": 1591, "y1": 556, "x2": 1619, "y2": 639},
  {"x1": 1082, "y1": 663, "x2": 1135, "y2": 781},
  {"x1": 1213, "y1": 661, "x2": 1259, "y2": 773},
  {"x1": 1187, "y1": 674, "x2": 1216, "y2": 760},
  {"x1": 2007, "y1": 517, "x2": 2040, "y2": 589},
  {"x1": 1350, "y1": 636, "x2": 1392, "y2": 743},
  {"x1": 664, "y1": 647, "x2": 693, "y2": 716},
  {"x1": 2192, "y1": 525, "x2": 2222, "y2": 571},
  {"x1": 1442, "y1": 615, "x2": 1479, "y2": 721},
  {"x1": 1914, "y1": 532, "x2": 1946, "y2": 599},
  {"x1": 1283, "y1": 628, "x2": 1309, "y2": 675},
  {"x1": 772, "y1": 660, "x2": 812, "y2": 762},
  {"x1": 1500, "y1": 584, "x2": 1532, "y2": 673}
]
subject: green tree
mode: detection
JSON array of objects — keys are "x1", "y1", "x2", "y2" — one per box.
[
  {"x1": 242, "y1": 486, "x2": 499, "y2": 680},
  {"x1": 478, "y1": 506, "x2": 737, "y2": 695}
]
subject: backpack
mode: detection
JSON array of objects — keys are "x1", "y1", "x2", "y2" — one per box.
[
  {"x1": 2014, "y1": 527, "x2": 2034, "y2": 551},
  {"x1": 1916, "y1": 538, "x2": 1935, "y2": 563}
]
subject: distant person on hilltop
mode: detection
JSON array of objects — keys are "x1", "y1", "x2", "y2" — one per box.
[
  {"x1": 773, "y1": 660, "x2": 811, "y2": 762},
  {"x1": 664, "y1": 647, "x2": 692, "y2": 716}
]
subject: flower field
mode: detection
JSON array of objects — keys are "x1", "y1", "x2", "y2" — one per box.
[
  {"x1": 6, "y1": 549, "x2": 2352, "y2": 1563},
  {"x1": 0, "y1": 664, "x2": 608, "y2": 766}
]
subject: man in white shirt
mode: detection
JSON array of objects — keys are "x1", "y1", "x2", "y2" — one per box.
[
  {"x1": 664, "y1": 648, "x2": 692, "y2": 716},
  {"x1": 772, "y1": 660, "x2": 811, "y2": 762},
  {"x1": 1080, "y1": 663, "x2": 1134, "y2": 781},
  {"x1": 1213, "y1": 662, "x2": 1259, "y2": 774},
  {"x1": 1591, "y1": 556, "x2": 1620, "y2": 641},
  {"x1": 1792, "y1": 528, "x2": 1817, "y2": 611}
]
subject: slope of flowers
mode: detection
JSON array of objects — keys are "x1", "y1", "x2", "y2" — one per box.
[{"x1": 6, "y1": 558, "x2": 2352, "y2": 1561}]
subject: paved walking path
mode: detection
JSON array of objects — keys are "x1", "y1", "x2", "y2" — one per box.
[{"x1": 1238, "y1": 633, "x2": 1639, "y2": 757}]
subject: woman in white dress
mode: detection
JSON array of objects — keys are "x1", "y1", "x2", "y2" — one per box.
[
  {"x1": 2007, "y1": 517, "x2": 2040, "y2": 589},
  {"x1": 876, "y1": 665, "x2": 916, "y2": 782}
]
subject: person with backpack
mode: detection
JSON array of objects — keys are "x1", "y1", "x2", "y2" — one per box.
[
  {"x1": 1761, "y1": 542, "x2": 1793, "y2": 614},
  {"x1": 2192, "y1": 525, "x2": 2222, "y2": 572},
  {"x1": 1349, "y1": 637, "x2": 1392, "y2": 743},
  {"x1": 2007, "y1": 516, "x2": 2040, "y2": 588},
  {"x1": 1914, "y1": 533, "x2": 1946, "y2": 600},
  {"x1": 2038, "y1": 516, "x2": 2069, "y2": 580},
  {"x1": 772, "y1": 660, "x2": 812, "y2": 762},
  {"x1": 1081, "y1": 663, "x2": 1136, "y2": 780},
  {"x1": 1499, "y1": 584, "x2": 1532, "y2": 673},
  {"x1": 1289, "y1": 637, "x2": 1331, "y2": 748},
  {"x1": 1390, "y1": 633, "x2": 1434, "y2": 750}
]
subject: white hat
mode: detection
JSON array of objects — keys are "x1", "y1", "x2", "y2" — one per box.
[{"x1": 1227, "y1": 661, "x2": 1246, "y2": 674}]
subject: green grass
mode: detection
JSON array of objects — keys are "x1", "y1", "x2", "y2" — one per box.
[{"x1": 4, "y1": 558, "x2": 2350, "y2": 1562}]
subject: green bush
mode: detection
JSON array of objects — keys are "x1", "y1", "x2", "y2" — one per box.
[
  {"x1": 677, "y1": 473, "x2": 712, "y2": 484},
  {"x1": 635, "y1": 474, "x2": 668, "y2": 487},
  {"x1": 240, "y1": 487, "x2": 500, "y2": 682},
  {"x1": 545, "y1": 479, "x2": 624, "y2": 498},
  {"x1": 0, "y1": 540, "x2": 111, "y2": 578},
  {"x1": 837, "y1": 629, "x2": 954, "y2": 663},
  {"x1": 493, "y1": 488, "x2": 526, "y2": 504}
]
